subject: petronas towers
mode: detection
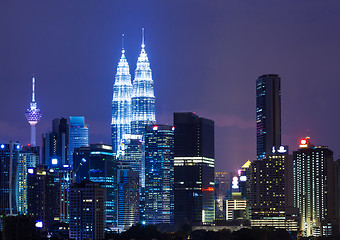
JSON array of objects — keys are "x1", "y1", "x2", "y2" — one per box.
[{"x1": 111, "y1": 29, "x2": 156, "y2": 154}]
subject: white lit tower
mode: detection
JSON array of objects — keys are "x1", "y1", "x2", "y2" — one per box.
[
  {"x1": 25, "y1": 76, "x2": 42, "y2": 146},
  {"x1": 111, "y1": 34, "x2": 133, "y2": 154},
  {"x1": 131, "y1": 28, "x2": 156, "y2": 135}
]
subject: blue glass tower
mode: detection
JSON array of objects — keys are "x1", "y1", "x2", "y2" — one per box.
[
  {"x1": 131, "y1": 29, "x2": 156, "y2": 135},
  {"x1": 144, "y1": 125, "x2": 174, "y2": 225},
  {"x1": 69, "y1": 116, "x2": 89, "y2": 165},
  {"x1": 111, "y1": 35, "x2": 133, "y2": 154}
]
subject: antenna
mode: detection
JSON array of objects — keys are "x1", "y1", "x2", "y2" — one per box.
[
  {"x1": 122, "y1": 33, "x2": 125, "y2": 51},
  {"x1": 32, "y1": 76, "x2": 35, "y2": 102},
  {"x1": 142, "y1": 27, "x2": 145, "y2": 48}
]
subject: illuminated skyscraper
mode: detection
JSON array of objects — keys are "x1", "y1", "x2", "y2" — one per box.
[
  {"x1": 73, "y1": 144, "x2": 116, "y2": 228},
  {"x1": 69, "y1": 116, "x2": 89, "y2": 165},
  {"x1": 293, "y1": 137, "x2": 337, "y2": 237},
  {"x1": 174, "y1": 113, "x2": 215, "y2": 227},
  {"x1": 144, "y1": 125, "x2": 174, "y2": 225},
  {"x1": 25, "y1": 77, "x2": 42, "y2": 146},
  {"x1": 131, "y1": 28, "x2": 156, "y2": 135},
  {"x1": 256, "y1": 74, "x2": 281, "y2": 160},
  {"x1": 111, "y1": 35, "x2": 133, "y2": 154}
]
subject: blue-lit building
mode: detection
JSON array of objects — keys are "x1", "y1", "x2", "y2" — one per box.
[
  {"x1": 131, "y1": 29, "x2": 156, "y2": 135},
  {"x1": 111, "y1": 40, "x2": 133, "y2": 155},
  {"x1": 69, "y1": 116, "x2": 89, "y2": 166},
  {"x1": 144, "y1": 125, "x2": 174, "y2": 225},
  {"x1": 17, "y1": 145, "x2": 39, "y2": 215},
  {"x1": 0, "y1": 142, "x2": 20, "y2": 219},
  {"x1": 117, "y1": 163, "x2": 140, "y2": 229},
  {"x1": 42, "y1": 118, "x2": 69, "y2": 168},
  {"x1": 256, "y1": 74, "x2": 281, "y2": 160},
  {"x1": 73, "y1": 144, "x2": 116, "y2": 228}
]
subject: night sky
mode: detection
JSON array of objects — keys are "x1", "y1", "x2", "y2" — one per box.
[{"x1": 1, "y1": 0, "x2": 340, "y2": 172}]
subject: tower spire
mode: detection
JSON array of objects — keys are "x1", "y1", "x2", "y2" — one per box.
[
  {"x1": 32, "y1": 76, "x2": 35, "y2": 103},
  {"x1": 141, "y1": 28, "x2": 145, "y2": 48},
  {"x1": 122, "y1": 33, "x2": 125, "y2": 53}
]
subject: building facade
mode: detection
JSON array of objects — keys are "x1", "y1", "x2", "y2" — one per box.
[
  {"x1": 69, "y1": 181, "x2": 105, "y2": 240},
  {"x1": 69, "y1": 116, "x2": 89, "y2": 166},
  {"x1": 293, "y1": 137, "x2": 337, "y2": 236},
  {"x1": 144, "y1": 125, "x2": 174, "y2": 225},
  {"x1": 256, "y1": 74, "x2": 281, "y2": 160},
  {"x1": 111, "y1": 42, "x2": 133, "y2": 155},
  {"x1": 174, "y1": 112, "x2": 215, "y2": 227},
  {"x1": 131, "y1": 29, "x2": 156, "y2": 135},
  {"x1": 73, "y1": 144, "x2": 116, "y2": 228},
  {"x1": 27, "y1": 164, "x2": 60, "y2": 231}
]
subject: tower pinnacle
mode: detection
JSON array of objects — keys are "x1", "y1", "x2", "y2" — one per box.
[{"x1": 141, "y1": 28, "x2": 145, "y2": 49}]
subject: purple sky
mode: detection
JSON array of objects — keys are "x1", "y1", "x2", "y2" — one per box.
[{"x1": 1, "y1": 1, "x2": 340, "y2": 172}]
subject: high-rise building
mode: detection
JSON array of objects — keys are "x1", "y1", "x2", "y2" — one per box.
[
  {"x1": 144, "y1": 125, "x2": 174, "y2": 225},
  {"x1": 0, "y1": 142, "x2": 20, "y2": 218},
  {"x1": 293, "y1": 137, "x2": 337, "y2": 237},
  {"x1": 118, "y1": 134, "x2": 144, "y2": 186},
  {"x1": 17, "y1": 145, "x2": 39, "y2": 215},
  {"x1": 69, "y1": 180, "x2": 105, "y2": 240},
  {"x1": 42, "y1": 118, "x2": 69, "y2": 167},
  {"x1": 69, "y1": 116, "x2": 89, "y2": 166},
  {"x1": 131, "y1": 28, "x2": 156, "y2": 135},
  {"x1": 25, "y1": 77, "x2": 42, "y2": 147},
  {"x1": 117, "y1": 164, "x2": 140, "y2": 229},
  {"x1": 111, "y1": 36, "x2": 133, "y2": 155},
  {"x1": 27, "y1": 164, "x2": 60, "y2": 231},
  {"x1": 174, "y1": 112, "x2": 215, "y2": 227},
  {"x1": 247, "y1": 146, "x2": 298, "y2": 231},
  {"x1": 256, "y1": 74, "x2": 281, "y2": 160},
  {"x1": 215, "y1": 172, "x2": 228, "y2": 221},
  {"x1": 73, "y1": 144, "x2": 116, "y2": 228}
]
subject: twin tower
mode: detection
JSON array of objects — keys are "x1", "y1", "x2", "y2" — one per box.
[{"x1": 111, "y1": 29, "x2": 156, "y2": 154}]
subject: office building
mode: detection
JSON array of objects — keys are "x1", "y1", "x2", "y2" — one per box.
[
  {"x1": 174, "y1": 112, "x2": 215, "y2": 227},
  {"x1": 131, "y1": 29, "x2": 156, "y2": 135},
  {"x1": 69, "y1": 116, "x2": 89, "y2": 166},
  {"x1": 27, "y1": 164, "x2": 60, "y2": 231},
  {"x1": 256, "y1": 74, "x2": 281, "y2": 160},
  {"x1": 144, "y1": 125, "x2": 174, "y2": 225},
  {"x1": 215, "y1": 172, "x2": 228, "y2": 220},
  {"x1": 42, "y1": 118, "x2": 69, "y2": 167},
  {"x1": 17, "y1": 145, "x2": 39, "y2": 215},
  {"x1": 73, "y1": 144, "x2": 116, "y2": 228},
  {"x1": 25, "y1": 76, "x2": 42, "y2": 147},
  {"x1": 69, "y1": 180, "x2": 105, "y2": 240},
  {"x1": 0, "y1": 142, "x2": 20, "y2": 219},
  {"x1": 117, "y1": 164, "x2": 140, "y2": 229},
  {"x1": 247, "y1": 146, "x2": 298, "y2": 231},
  {"x1": 111, "y1": 37, "x2": 133, "y2": 154},
  {"x1": 293, "y1": 137, "x2": 337, "y2": 236}
]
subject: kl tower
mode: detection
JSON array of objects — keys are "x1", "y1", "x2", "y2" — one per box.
[{"x1": 25, "y1": 76, "x2": 42, "y2": 146}]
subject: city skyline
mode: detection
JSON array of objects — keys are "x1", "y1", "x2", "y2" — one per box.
[{"x1": 1, "y1": 1, "x2": 340, "y2": 172}]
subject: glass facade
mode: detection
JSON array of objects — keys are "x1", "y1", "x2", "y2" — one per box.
[
  {"x1": 144, "y1": 125, "x2": 174, "y2": 225},
  {"x1": 69, "y1": 116, "x2": 89, "y2": 166},
  {"x1": 256, "y1": 74, "x2": 281, "y2": 160},
  {"x1": 111, "y1": 48, "x2": 133, "y2": 154},
  {"x1": 73, "y1": 144, "x2": 116, "y2": 228}
]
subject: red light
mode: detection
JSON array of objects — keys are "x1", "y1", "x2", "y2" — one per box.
[
  {"x1": 27, "y1": 144, "x2": 31, "y2": 147},
  {"x1": 300, "y1": 139, "x2": 307, "y2": 145},
  {"x1": 203, "y1": 187, "x2": 214, "y2": 192}
]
